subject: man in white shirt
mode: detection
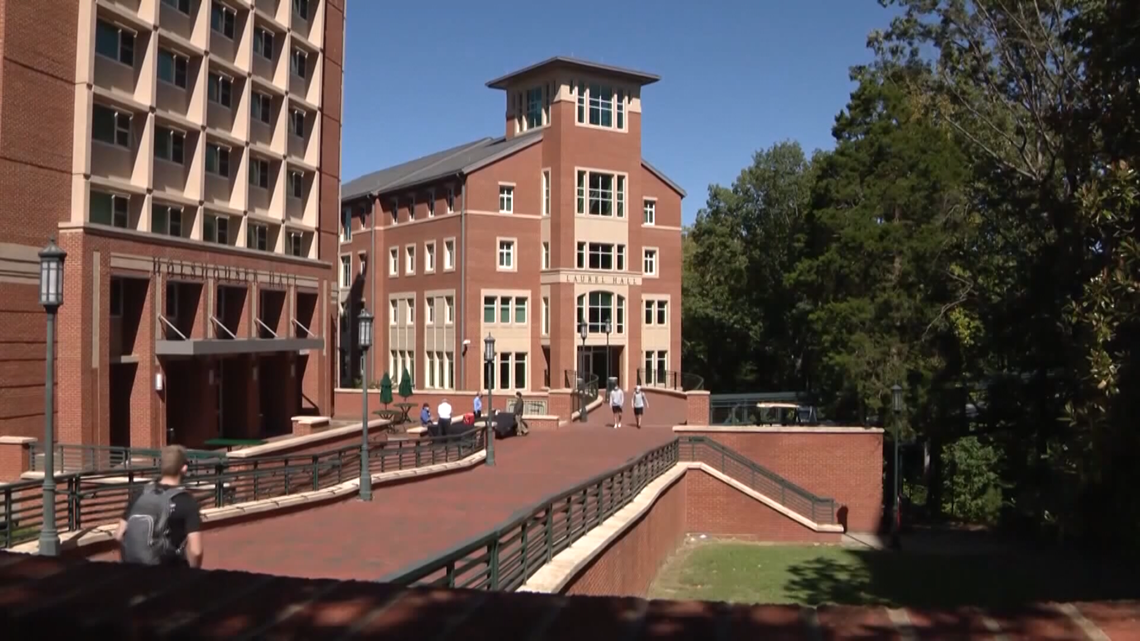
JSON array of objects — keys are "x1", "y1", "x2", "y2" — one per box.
[
  {"x1": 437, "y1": 399, "x2": 453, "y2": 437},
  {"x1": 609, "y1": 385, "x2": 625, "y2": 429}
]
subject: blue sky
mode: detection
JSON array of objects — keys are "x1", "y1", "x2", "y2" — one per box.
[{"x1": 341, "y1": 0, "x2": 897, "y2": 225}]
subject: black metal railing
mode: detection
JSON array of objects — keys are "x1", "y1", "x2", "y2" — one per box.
[
  {"x1": 27, "y1": 443, "x2": 226, "y2": 473},
  {"x1": 678, "y1": 435, "x2": 837, "y2": 525},
  {"x1": 636, "y1": 368, "x2": 705, "y2": 392},
  {"x1": 2, "y1": 428, "x2": 486, "y2": 549},
  {"x1": 563, "y1": 370, "x2": 600, "y2": 406},
  {"x1": 382, "y1": 439, "x2": 680, "y2": 591},
  {"x1": 507, "y1": 398, "x2": 548, "y2": 416}
]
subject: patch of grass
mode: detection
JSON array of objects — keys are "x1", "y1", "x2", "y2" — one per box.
[{"x1": 649, "y1": 540, "x2": 1140, "y2": 608}]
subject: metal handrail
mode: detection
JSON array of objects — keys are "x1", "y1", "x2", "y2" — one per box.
[
  {"x1": 2, "y1": 427, "x2": 488, "y2": 550},
  {"x1": 26, "y1": 442, "x2": 225, "y2": 473},
  {"x1": 292, "y1": 318, "x2": 312, "y2": 337},
  {"x1": 158, "y1": 315, "x2": 187, "y2": 341},
  {"x1": 255, "y1": 318, "x2": 278, "y2": 338},
  {"x1": 210, "y1": 316, "x2": 236, "y2": 339},
  {"x1": 636, "y1": 368, "x2": 705, "y2": 392}
]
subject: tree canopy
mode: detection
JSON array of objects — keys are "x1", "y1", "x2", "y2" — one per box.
[{"x1": 683, "y1": 0, "x2": 1140, "y2": 547}]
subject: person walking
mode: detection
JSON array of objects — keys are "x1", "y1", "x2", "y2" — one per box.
[
  {"x1": 632, "y1": 385, "x2": 649, "y2": 429},
  {"x1": 437, "y1": 398, "x2": 453, "y2": 436},
  {"x1": 115, "y1": 445, "x2": 203, "y2": 568},
  {"x1": 609, "y1": 384, "x2": 625, "y2": 429},
  {"x1": 473, "y1": 392, "x2": 483, "y2": 422}
]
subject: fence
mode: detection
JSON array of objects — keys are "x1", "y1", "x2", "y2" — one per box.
[
  {"x1": 507, "y1": 398, "x2": 549, "y2": 416},
  {"x1": 27, "y1": 443, "x2": 226, "y2": 474},
  {"x1": 1, "y1": 428, "x2": 486, "y2": 550},
  {"x1": 563, "y1": 370, "x2": 600, "y2": 406},
  {"x1": 636, "y1": 368, "x2": 705, "y2": 392},
  {"x1": 381, "y1": 439, "x2": 680, "y2": 591}
]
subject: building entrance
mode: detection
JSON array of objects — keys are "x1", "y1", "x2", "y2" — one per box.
[{"x1": 579, "y1": 346, "x2": 622, "y2": 389}]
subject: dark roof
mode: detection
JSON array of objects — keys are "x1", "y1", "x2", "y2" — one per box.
[
  {"x1": 341, "y1": 130, "x2": 544, "y2": 201},
  {"x1": 486, "y1": 56, "x2": 660, "y2": 90},
  {"x1": 342, "y1": 131, "x2": 685, "y2": 203}
]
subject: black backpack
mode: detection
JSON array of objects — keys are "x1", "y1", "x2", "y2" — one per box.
[{"x1": 121, "y1": 482, "x2": 186, "y2": 565}]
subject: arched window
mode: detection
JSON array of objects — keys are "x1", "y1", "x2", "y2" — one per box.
[{"x1": 576, "y1": 292, "x2": 625, "y2": 333}]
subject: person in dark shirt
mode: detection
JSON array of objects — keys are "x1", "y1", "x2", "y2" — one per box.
[{"x1": 115, "y1": 445, "x2": 204, "y2": 568}]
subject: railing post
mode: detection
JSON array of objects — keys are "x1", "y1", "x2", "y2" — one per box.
[
  {"x1": 312, "y1": 454, "x2": 320, "y2": 491},
  {"x1": 67, "y1": 476, "x2": 77, "y2": 531},
  {"x1": 521, "y1": 517, "x2": 529, "y2": 579},
  {"x1": 213, "y1": 463, "x2": 224, "y2": 507},
  {"x1": 3, "y1": 488, "x2": 11, "y2": 547},
  {"x1": 544, "y1": 505, "x2": 554, "y2": 563},
  {"x1": 489, "y1": 538, "x2": 500, "y2": 589},
  {"x1": 253, "y1": 460, "x2": 260, "y2": 499}
]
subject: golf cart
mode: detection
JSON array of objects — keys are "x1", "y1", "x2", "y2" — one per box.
[{"x1": 755, "y1": 402, "x2": 818, "y2": 426}]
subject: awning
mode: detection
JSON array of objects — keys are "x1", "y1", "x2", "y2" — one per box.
[{"x1": 155, "y1": 337, "x2": 323, "y2": 356}]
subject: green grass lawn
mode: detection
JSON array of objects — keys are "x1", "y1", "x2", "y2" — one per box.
[{"x1": 648, "y1": 541, "x2": 1140, "y2": 608}]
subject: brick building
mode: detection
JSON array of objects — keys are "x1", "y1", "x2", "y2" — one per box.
[
  {"x1": 0, "y1": 0, "x2": 345, "y2": 449},
  {"x1": 339, "y1": 57, "x2": 684, "y2": 397}
]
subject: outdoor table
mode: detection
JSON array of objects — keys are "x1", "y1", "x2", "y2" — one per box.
[
  {"x1": 204, "y1": 438, "x2": 267, "y2": 452},
  {"x1": 394, "y1": 403, "x2": 415, "y2": 424}
]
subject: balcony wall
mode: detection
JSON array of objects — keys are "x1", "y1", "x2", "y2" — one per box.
[{"x1": 159, "y1": 1, "x2": 195, "y2": 40}]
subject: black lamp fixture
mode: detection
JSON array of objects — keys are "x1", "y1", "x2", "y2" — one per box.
[
  {"x1": 37, "y1": 238, "x2": 66, "y2": 557},
  {"x1": 357, "y1": 308, "x2": 374, "y2": 501},
  {"x1": 483, "y1": 333, "x2": 496, "y2": 466},
  {"x1": 577, "y1": 321, "x2": 589, "y2": 422}
]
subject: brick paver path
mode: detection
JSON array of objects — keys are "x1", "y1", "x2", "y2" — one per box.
[{"x1": 93, "y1": 420, "x2": 680, "y2": 580}]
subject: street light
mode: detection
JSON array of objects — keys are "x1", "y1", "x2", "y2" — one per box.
[
  {"x1": 38, "y1": 238, "x2": 66, "y2": 557},
  {"x1": 578, "y1": 320, "x2": 589, "y2": 422},
  {"x1": 358, "y1": 308, "x2": 374, "y2": 501},
  {"x1": 483, "y1": 333, "x2": 496, "y2": 466},
  {"x1": 604, "y1": 319, "x2": 613, "y2": 393},
  {"x1": 891, "y1": 383, "x2": 903, "y2": 550}
]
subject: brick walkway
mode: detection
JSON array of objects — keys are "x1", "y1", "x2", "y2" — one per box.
[
  {"x1": 92, "y1": 421, "x2": 679, "y2": 580},
  {"x1": 4, "y1": 551, "x2": 1138, "y2": 639},
  {"x1": 584, "y1": 389, "x2": 689, "y2": 428}
]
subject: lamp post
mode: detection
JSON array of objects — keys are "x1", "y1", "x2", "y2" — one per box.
[
  {"x1": 483, "y1": 333, "x2": 496, "y2": 466},
  {"x1": 604, "y1": 319, "x2": 612, "y2": 392},
  {"x1": 358, "y1": 308, "x2": 374, "y2": 501},
  {"x1": 891, "y1": 383, "x2": 903, "y2": 550},
  {"x1": 578, "y1": 321, "x2": 589, "y2": 422},
  {"x1": 38, "y1": 238, "x2": 66, "y2": 557}
]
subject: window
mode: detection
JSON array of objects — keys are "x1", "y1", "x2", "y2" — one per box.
[
  {"x1": 514, "y1": 297, "x2": 528, "y2": 324},
  {"x1": 426, "y1": 190, "x2": 436, "y2": 217},
  {"x1": 446, "y1": 187, "x2": 455, "y2": 213},
  {"x1": 339, "y1": 256, "x2": 351, "y2": 287},
  {"x1": 575, "y1": 242, "x2": 626, "y2": 271},
  {"x1": 288, "y1": 231, "x2": 304, "y2": 257},
  {"x1": 249, "y1": 158, "x2": 270, "y2": 189},
  {"x1": 425, "y1": 296, "x2": 435, "y2": 325},
  {"x1": 151, "y1": 205, "x2": 182, "y2": 237},
  {"x1": 289, "y1": 171, "x2": 304, "y2": 199},
  {"x1": 252, "y1": 92, "x2": 272, "y2": 124},
  {"x1": 388, "y1": 247, "x2": 398, "y2": 276},
  {"x1": 206, "y1": 143, "x2": 230, "y2": 176},
  {"x1": 92, "y1": 104, "x2": 131, "y2": 148},
  {"x1": 498, "y1": 185, "x2": 514, "y2": 213},
  {"x1": 542, "y1": 170, "x2": 550, "y2": 216},
  {"x1": 406, "y1": 298, "x2": 415, "y2": 325},
  {"x1": 643, "y1": 199, "x2": 656, "y2": 225},
  {"x1": 576, "y1": 170, "x2": 625, "y2": 217},
  {"x1": 444, "y1": 296, "x2": 454, "y2": 324},
  {"x1": 208, "y1": 73, "x2": 232, "y2": 108},
  {"x1": 588, "y1": 84, "x2": 613, "y2": 127},
  {"x1": 483, "y1": 296, "x2": 496, "y2": 323},
  {"x1": 358, "y1": 253, "x2": 367, "y2": 275},
  {"x1": 405, "y1": 245, "x2": 415, "y2": 275},
  {"x1": 154, "y1": 127, "x2": 186, "y2": 164},
  {"x1": 162, "y1": 0, "x2": 191, "y2": 13},
  {"x1": 340, "y1": 207, "x2": 353, "y2": 241},
  {"x1": 247, "y1": 222, "x2": 268, "y2": 251},
  {"x1": 289, "y1": 108, "x2": 305, "y2": 137},
  {"x1": 204, "y1": 213, "x2": 229, "y2": 244},
  {"x1": 389, "y1": 299, "x2": 398, "y2": 325},
  {"x1": 91, "y1": 192, "x2": 129, "y2": 228},
  {"x1": 644, "y1": 300, "x2": 668, "y2": 325},
  {"x1": 644, "y1": 351, "x2": 668, "y2": 386},
  {"x1": 95, "y1": 20, "x2": 134, "y2": 66},
  {"x1": 482, "y1": 296, "x2": 525, "y2": 325},
  {"x1": 525, "y1": 87, "x2": 543, "y2": 129},
  {"x1": 576, "y1": 291, "x2": 625, "y2": 334},
  {"x1": 254, "y1": 28, "x2": 274, "y2": 59},
  {"x1": 488, "y1": 353, "x2": 527, "y2": 390},
  {"x1": 497, "y1": 240, "x2": 515, "y2": 270},
  {"x1": 643, "y1": 248, "x2": 658, "y2": 276},
  {"x1": 444, "y1": 239, "x2": 455, "y2": 270},
  {"x1": 542, "y1": 297, "x2": 550, "y2": 335},
  {"x1": 617, "y1": 89, "x2": 626, "y2": 129},
  {"x1": 290, "y1": 48, "x2": 307, "y2": 79},
  {"x1": 293, "y1": 0, "x2": 309, "y2": 20},
  {"x1": 499, "y1": 297, "x2": 510, "y2": 323},
  {"x1": 542, "y1": 242, "x2": 550, "y2": 270},
  {"x1": 211, "y1": 3, "x2": 235, "y2": 39},
  {"x1": 576, "y1": 80, "x2": 585, "y2": 123},
  {"x1": 407, "y1": 196, "x2": 416, "y2": 221},
  {"x1": 424, "y1": 242, "x2": 436, "y2": 272},
  {"x1": 157, "y1": 49, "x2": 188, "y2": 88},
  {"x1": 387, "y1": 199, "x2": 398, "y2": 224}
]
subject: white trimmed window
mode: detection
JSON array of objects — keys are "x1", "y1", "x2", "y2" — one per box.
[
  {"x1": 643, "y1": 248, "x2": 658, "y2": 276},
  {"x1": 576, "y1": 170, "x2": 625, "y2": 217},
  {"x1": 388, "y1": 247, "x2": 398, "y2": 276},
  {"x1": 425, "y1": 242, "x2": 436, "y2": 272},
  {"x1": 644, "y1": 300, "x2": 668, "y2": 326},
  {"x1": 339, "y1": 256, "x2": 351, "y2": 287},
  {"x1": 643, "y1": 199, "x2": 656, "y2": 225},
  {"x1": 389, "y1": 299, "x2": 398, "y2": 326},
  {"x1": 444, "y1": 296, "x2": 454, "y2": 325},
  {"x1": 405, "y1": 245, "x2": 416, "y2": 275},
  {"x1": 446, "y1": 187, "x2": 455, "y2": 213},
  {"x1": 482, "y1": 296, "x2": 528, "y2": 325},
  {"x1": 542, "y1": 242, "x2": 550, "y2": 270},
  {"x1": 499, "y1": 185, "x2": 514, "y2": 213},
  {"x1": 542, "y1": 170, "x2": 551, "y2": 216},
  {"x1": 425, "y1": 296, "x2": 435, "y2": 325},
  {"x1": 151, "y1": 205, "x2": 183, "y2": 237},
  {"x1": 497, "y1": 240, "x2": 515, "y2": 270},
  {"x1": 444, "y1": 239, "x2": 455, "y2": 270},
  {"x1": 576, "y1": 242, "x2": 626, "y2": 271},
  {"x1": 542, "y1": 297, "x2": 550, "y2": 335}
]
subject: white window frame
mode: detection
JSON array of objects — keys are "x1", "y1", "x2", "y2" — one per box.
[
  {"x1": 405, "y1": 244, "x2": 416, "y2": 275},
  {"x1": 542, "y1": 169, "x2": 551, "y2": 216},
  {"x1": 542, "y1": 241, "x2": 550, "y2": 270},
  {"x1": 446, "y1": 186, "x2": 455, "y2": 213},
  {"x1": 542, "y1": 297, "x2": 550, "y2": 336},
  {"x1": 339, "y1": 255, "x2": 351, "y2": 288},
  {"x1": 406, "y1": 297, "x2": 415, "y2": 325},
  {"x1": 643, "y1": 198, "x2": 657, "y2": 225},
  {"x1": 424, "y1": 241, "x2": 436, "y2": 273},
  {"x1": 388, "y1": 247, "x2": 399, "y2": 276},
  {"x1": 443, "y1": 238, "x2": 456, "y2": 271},
  {"x1": 425, "y1": 296, "x2": 435, "y2": 325},
  {"x1": 427, "y1": 189, "x2": 436, "y2": 217},
  {"x1": 498, "y1": 184, "x2": 514, "y2": 213},
  {"x1": 444, "y1": 296, "x2": 455, "y2": 325},
  {"x1": 496, "y1": 238, "x2": 516, "y2": 271},
  {"x1": 575, "y1": 169, "x2": 627, "y2": 217},
  {"x1": 643, "y1": 247, "x2": 659, "y2": 277},
  {"x1": 340, "y1": 206, "x2": 353, "y2": 242}
]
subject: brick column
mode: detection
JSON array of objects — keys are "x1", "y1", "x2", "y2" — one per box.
[
  {"x1": 548, "y1": 389, "x2": 573, "y2": 422},
  {"x1": 131, "y1": 277, "x2": 159, "y2": 447},
  {"x1": 0, "y1": 437, "x2": 35, "y2": 481},
  {"x1": 685, "y1": 391, "x2": 710, "y2": 426}
]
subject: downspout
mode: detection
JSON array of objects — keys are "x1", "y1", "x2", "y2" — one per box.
[
  {"x1": 459, "y1": 177, "x2": 467, "y2": 390},
  {"x1": 370, "y1": 193, "x2": 376, "y2": 387}
]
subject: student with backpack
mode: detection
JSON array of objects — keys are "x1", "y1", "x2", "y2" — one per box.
[{"x1": 115, "y1": 445, "x2": 204, "y2": 568}]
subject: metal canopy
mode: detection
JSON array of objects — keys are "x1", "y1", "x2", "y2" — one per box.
[{"x1": 155, "y1": 337, "x2": 324, "y2": 356}]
